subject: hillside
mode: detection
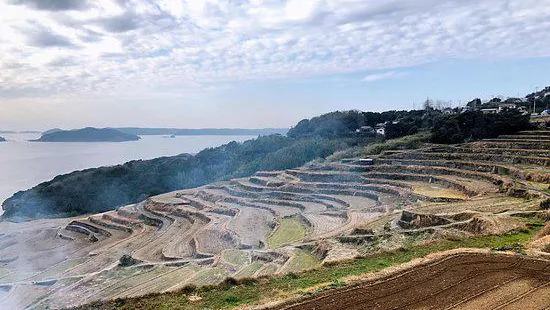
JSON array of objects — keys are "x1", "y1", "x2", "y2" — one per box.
[
  {"x1": 0, "y1": 128, "x2": 548, "y2": 309},
  {"x1": 33, "y1": 127, "x2": 140, "y2": 142},
  {"x1": 1, "y1": 109, "x2": 530, "y2": 221},
  {"x1": 2, "y1": 135, "x2": 350, "y2": 220},
  {"x1": 41, "y1": 128, "x2": 62, "y2": 135}
]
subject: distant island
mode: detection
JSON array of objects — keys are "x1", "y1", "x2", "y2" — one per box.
[
  {"x1": 0, "y1": 136, "x2": 5, "y2": 142},
  {"x1": 114, "y1": 127, "x2": 289, "y2": 136},
  {"x1": 33, "y1": 127, "x2": 140, "y2": 142},
  {"x1": 41, "y1": 128, "x2": 63, "y2": 135},
  {"x1": 0, "y1": 130, "x2": 42, "y2": 134}
]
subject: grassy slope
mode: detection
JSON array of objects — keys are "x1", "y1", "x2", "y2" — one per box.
[
  {"x1": 74, "y1": 223, "x2": 543, "y2": 310},
  {"x1": 281, "y1": 249, "x2": 321, "y2": 273},
  {"x1": 327, "y1": 132, "x2": 431, "y2": 161},
  {"x1": 266, "y1": 217, "x2": 308, "y2": 248}
]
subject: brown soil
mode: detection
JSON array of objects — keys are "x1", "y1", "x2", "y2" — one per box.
[{"x1": 266, "y1": 253, "x2": 550, "y2": 310}]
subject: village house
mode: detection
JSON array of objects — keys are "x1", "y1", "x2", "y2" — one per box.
[
  {"x1": 375, "y1": 123, "x2": 386, "y2": 136},
  {"x1": 481, "y1": 108, "x2": 499, "y2": 114},
  {"x1": 498, "y1": 103, "x2": 517, "y2": 112},
  {"x1": 355, "y1": 126, "x2": 374, "y2": 133}
]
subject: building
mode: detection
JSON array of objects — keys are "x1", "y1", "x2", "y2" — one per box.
[
  {"x1": 442, "y1": 108, "x2": 454, "y2": 115},
  {"x1": 356, "y1": 126, "x2": 374, "y2": 133},
  {"x1": 481, "y1": 108, "x2": 499, "y2": 114},
  {"x1": 498, "y1": 103, "x2": 517, "y2": 112},
  {"x1": 375, "y1": 123, "x2": 386, "y2": 136}
]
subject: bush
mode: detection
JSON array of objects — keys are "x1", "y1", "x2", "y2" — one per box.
[{"x1": 431, "y1": 110, "x2": 529, "y2": 144}]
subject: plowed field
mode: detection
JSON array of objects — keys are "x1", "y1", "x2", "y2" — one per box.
[{"x1": 269, "y1": 253, "x2": 550, "y2": 310}]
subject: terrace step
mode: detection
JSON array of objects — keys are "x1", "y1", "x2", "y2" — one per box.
[
  {"x1": 431, "y1": 151, "x2": 549, "y2": 166},
  {"x1": 234, "y1": 179, "x2": 384, "y2": 202},
  {"x1": 369, "y1": 164, "x2": 508, "y2": 185},
  {"x1": 102, "y1": 213, "x2": 142, "y2": 227},
  {"x1": 362, "y1": 172, "x2": 491, "y2": 197},
  {"x1": 249, "y1": 176, "x2": 289, "y2": 187},
  {"x1": 482, "y1": 138, "x2": 550, "y2": 144},
  {"x1": 378, "y1": 157, "x2": 550, "y2": 183},
  {"x1": 89, "y1": 216, "x2": 133, "y2": 233},
  {"x1": 498, "y1": 135, "x2": 550, "y2": 139},
  {"x1": 464, "y1": 141, "x2": 550, "y2": 150},
  {"x1": 66, "y1": 220, "x2": 111, "y2": 237},
  {"x1": 285, "y1": 169, "x2": 367, "y2": 183},
  {"x1": 449, "y1": 147, "x2": 550, "y2": 158},
  {"x1": 218, "y1": 184, "x2": 350, "y2": 209},
  {"x1": 515, "y1": 130, "x2": 550, "y2": 136}
]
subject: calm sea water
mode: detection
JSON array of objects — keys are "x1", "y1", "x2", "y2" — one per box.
[{"x1": 0, "y1": 133, "x2": 256, "y2": 208}]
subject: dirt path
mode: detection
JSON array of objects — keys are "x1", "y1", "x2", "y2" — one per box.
[{"x1": 266, "y1": 252, "x2": 550, "y2": 310}]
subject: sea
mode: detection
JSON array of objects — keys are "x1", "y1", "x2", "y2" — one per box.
[{"x1": 0, "y1": 133, "x2": 256, "y2": 209}]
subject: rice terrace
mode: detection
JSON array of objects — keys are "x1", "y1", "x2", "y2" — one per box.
[{"x1": 0, "y1": 122, "x2": 548, "y2": 309}]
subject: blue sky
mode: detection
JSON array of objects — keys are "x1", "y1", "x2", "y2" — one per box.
[{"x1": 0, "y1": 0, "x2": 549, "y2": 130}]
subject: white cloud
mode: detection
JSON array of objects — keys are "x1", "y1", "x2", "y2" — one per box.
[
  {"x1": 0, "y1": 0, "x2": 550, "y2": 101},
  {"x1": 363, "y1": 71, "x2": 407, "y2": 82}
]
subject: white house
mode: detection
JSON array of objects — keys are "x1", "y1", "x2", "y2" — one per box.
[
  {"x1": 356, "y1": 126, "x2": 374, "y2": 133},
  {"x1": 481, "y1": 108, "x2": 498, "y2": 114},
  {"x1": 374, "y1": 123, "x2": 386, "y2": 136},
  {"x1": 498, "y1": 103, "x2": 517, "y2": 112}
]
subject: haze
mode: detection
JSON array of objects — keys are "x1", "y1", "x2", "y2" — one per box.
[{"x1": 1, "y1": 0, "x2": 550, "y2": 131}]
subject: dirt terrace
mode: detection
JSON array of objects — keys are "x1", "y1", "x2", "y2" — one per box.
[{"x1": 267, "y1": 252, "x2": 550, "y2": 310}]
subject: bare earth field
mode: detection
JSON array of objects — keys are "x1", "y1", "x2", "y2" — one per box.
[
  {"x1": 267, "y1": 252, "x2": 550, "y2": 310},
  {"x1": 0, "y1": 130, "x2": 549, "y2": 309}
]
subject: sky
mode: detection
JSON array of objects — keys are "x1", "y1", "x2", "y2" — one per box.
[{"x1": 1, "y1": 0, "x2": 550, "y2": 131}]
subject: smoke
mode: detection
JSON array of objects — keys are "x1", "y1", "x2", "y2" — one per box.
[{"x1": 0, "y1": 220, "x2": 75, "y2": 309}]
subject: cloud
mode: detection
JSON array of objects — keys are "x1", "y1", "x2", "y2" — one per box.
[
  {"x1": 47, "y1": 56, "x2": 78, "y2": 67},
  {"x1": 97, "y1": 12, "x2": 142, "y2": 33},
  {"x1": 363, "y1": 71, "x2": 407, "y2": 82},
  {"x1": 25, "y1": 26, "x2": 78, "y2": 48},
  {"x1": 0, "y1": 0, "x2": 550, "y2": 101},
  {"x1": 9, "y1": 0, "x2": 89, "y2": 11}
]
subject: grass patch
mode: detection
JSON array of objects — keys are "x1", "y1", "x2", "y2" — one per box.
[
  {"x1": 234, "y1": 262, "x2": 263, "y2": 278},
  {"x1": 412, "y1": 185, "x2": 466, "y2": 200},
  {"x1": 0, "y1": 271, "x2": 37, "y2": 283},
  {"x1": 30, "y1": 258, "x2": 88, "y2": 281},
  {"x1": 282, "y1": 250, "x2": 321, "y2": 273},
  {"x1": 328, "y1": 132, "x2": 430, "y2": 161},
  {"x1": 266, "y1": 217, "x2": 308, "y2": 248},
  {"x1": 78, "y1": 224, "x2": 542, "y2": 310},
  {"x1": 189, "y1": 268, "x2": 229, "y2": 286},
  {"x1": 255, "y1": 264, "x2": 279, "y2": 277},
  {"x1": 221, "y1": 250, "x2": 249, "y2": 266}
]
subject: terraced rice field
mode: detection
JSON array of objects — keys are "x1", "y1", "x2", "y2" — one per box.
[{"x1": 0, "y1": 130, "x2": 549, "y2": 309}]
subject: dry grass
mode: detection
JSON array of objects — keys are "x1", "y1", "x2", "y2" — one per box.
[{"x1": 409, "y1": 182, "x2": 467, "y2": 200}]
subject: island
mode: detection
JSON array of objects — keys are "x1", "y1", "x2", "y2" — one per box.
[
  {"x1": 32, "y1": 127, "x2": 140, "y2": 142},
  {"x1": 0, "y1": 136, "x2": 5, "y2": 142},
  {"x1": 41, "y1": 128, "x2": 63, "y2": 135},
  {"x1": 115, "y1": 127, "x2": 289, "y2": 136}
]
